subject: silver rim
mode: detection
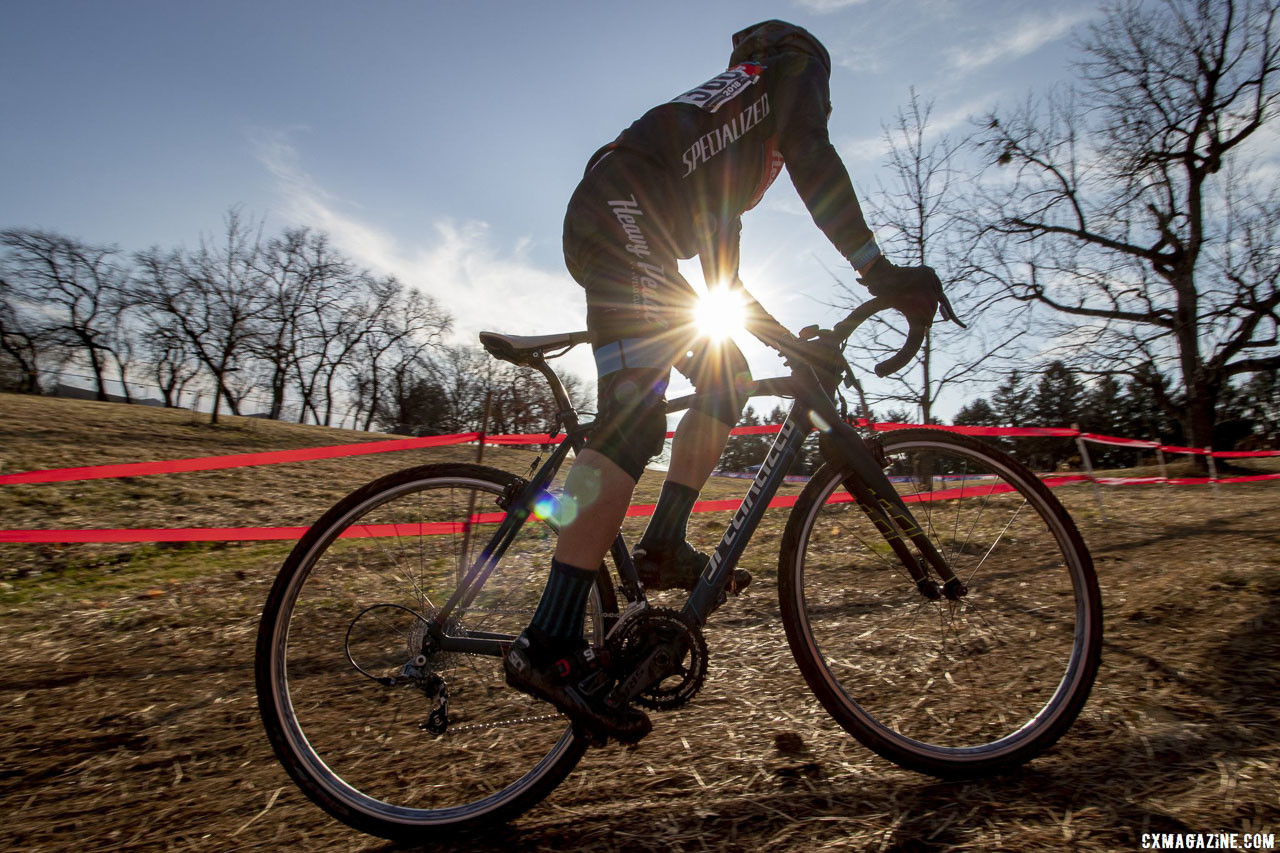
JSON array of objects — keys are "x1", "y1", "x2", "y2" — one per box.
[{"x1": 266, "y1": 474, "x2": 597, "y2": 826}]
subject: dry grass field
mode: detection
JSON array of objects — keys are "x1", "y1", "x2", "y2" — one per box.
[{"x1": 1, "y1": 393, "x2": 1277, "y2": 852}]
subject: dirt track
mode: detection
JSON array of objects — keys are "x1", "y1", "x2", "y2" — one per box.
[{"x1": 2, "y1": 475, "x2": 1278, "y2": 851}]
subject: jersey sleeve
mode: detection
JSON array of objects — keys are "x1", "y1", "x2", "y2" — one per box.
[
  {"x1": 772, "y1": 54, "x2": 876, "y2": 266},
  {"x1": 697, "y1": 215, "x2": 742, "y2": 289}
]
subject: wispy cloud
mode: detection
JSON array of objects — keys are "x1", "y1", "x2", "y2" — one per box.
[
  {"x1": 946, "y1": 10, "x2": 1093, "y2": 74},
  {"x1": 251, "y1": 129, "x2": 595, "y2": 379},
  {"x1": 836, "y1": 91, "x2": 1002, "y2": 165},
  {"x1": 838, "y1": 133, "x2": 892, "y2": 165},
  {"x1": 792, "y1": 0, "x2": 872, "y2": 11}
]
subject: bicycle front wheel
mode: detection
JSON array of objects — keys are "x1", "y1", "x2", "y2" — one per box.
[
  {"x1": 255, "y1": 463, "x2": 614, "y2": 840},
  {"x1": 779, "y1": 429, "x2": 1101, "y2": 778}
]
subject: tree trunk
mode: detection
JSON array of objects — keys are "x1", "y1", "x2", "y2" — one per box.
[
  {"x1": 269, "y1": 371, "x2": 287, "y2": 420},
  {"x1": 86, "y1": 343, "x2": 108, "y2": 401},
  {"x1": 114, "y1": 352, "x2": 134, "y2": 404},
  {"x1": 209, "y1": 377, "x2": 222, "y2": 424}
]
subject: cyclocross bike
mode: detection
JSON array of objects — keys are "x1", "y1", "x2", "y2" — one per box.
[{"x1": 255, "y1": 297, "x2": 1102, "y2": 841}]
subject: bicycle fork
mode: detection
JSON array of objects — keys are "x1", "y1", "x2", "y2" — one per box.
[{"x1": 820, "y1": 422, "x2": 966, "y2": 601}]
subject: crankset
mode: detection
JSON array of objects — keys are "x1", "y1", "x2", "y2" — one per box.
[{"x1": 605, "y1": 607, "x2": 708, "y2": 711}]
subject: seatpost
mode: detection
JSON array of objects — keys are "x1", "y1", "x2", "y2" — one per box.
[{"x1": 531, "y1": 358, "x2": 579, "y2": 434}]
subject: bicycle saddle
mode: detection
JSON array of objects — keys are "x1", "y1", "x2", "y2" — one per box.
[{"x1": 479, "y1": 330, "x2": 590, "y2": 365}]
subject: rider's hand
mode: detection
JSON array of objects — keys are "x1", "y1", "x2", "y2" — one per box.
[{"x1": 858, "y1": 257, "x2": 961, "y2": 328}]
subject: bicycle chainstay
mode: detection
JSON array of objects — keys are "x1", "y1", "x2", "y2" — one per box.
[{"x1": 605, "y1": 606, "x2": 708, "y2": 712}]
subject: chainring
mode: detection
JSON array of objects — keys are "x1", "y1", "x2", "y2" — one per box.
[{"x1": 606, "y1": 606, "x2": 708, "y2": 711}]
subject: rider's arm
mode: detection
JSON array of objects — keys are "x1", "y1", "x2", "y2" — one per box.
[
  {"x1": 696, "y1": 216, "x2": 792, "y2": 347},
  {"x1": 697, "y1": 215, "x2": 742, "y2": 290},
  {"x1": 727, "y1": 276, "x2": 794, "y2": 348},
  {"x1": 773, "y1": 53, "x2": 882, "y2": 277}
]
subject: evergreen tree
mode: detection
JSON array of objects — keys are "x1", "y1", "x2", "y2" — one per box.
[
  {"x1": 1212, "y1": 377, "x2": 1256, "y2": 451},
  {"x1": 1241, "y1": 371, "x2": 1279, "y2": 446},
  {"x1": 1081, "y1": 375, "x2": 1128, "y2": 467},
  {"x1": 720, "y1": 405, "x2": 769, "y2": 473},
  {"x1": 1027, "y1": 362, "x2": 1082, "y2": 470},
  {"x1": 954, "y1": 395, "x2": 1018, "y2": 456},
  {"x1": 953, "y1": 398, "x2": 1000, "y2": 427},
  {"x1": 991, "y1": 371, "x2": 1030, "y2": 427},
  {"x1": 1123, "y1": 363, "x2": 1181, "y2": 446}
]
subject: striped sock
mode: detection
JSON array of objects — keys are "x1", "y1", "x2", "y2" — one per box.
[
  {"x1": 528, "y1": 558, "x2": 597, "y2": 648},
  {"x1": 638, "y1": 481, "x2": 699, "y2": 555}
]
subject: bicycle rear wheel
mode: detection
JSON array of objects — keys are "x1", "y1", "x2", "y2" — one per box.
[
  {"x1": 779, "y1": 429, "x2": 1101, "y2": 777},
  {"x1": 255, "y1": 463, "x2": 614, "y2": 840}
]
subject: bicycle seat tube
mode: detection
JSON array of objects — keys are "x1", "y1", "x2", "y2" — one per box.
[{"x1": 436, "y1": 423, "x2": 585, "y2": 627}]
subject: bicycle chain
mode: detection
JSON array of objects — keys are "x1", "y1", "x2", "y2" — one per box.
[
  {"x1": 438, "y1": 712, "x2": 565, "y2": 735},
  {"x1": 442, "y1": 607, "x2": 710, "y2": 735}
]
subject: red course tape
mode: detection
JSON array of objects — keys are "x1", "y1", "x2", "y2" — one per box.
[
  {"x1": 13, "y1": 471, "x2": 1255, "y2": 544},
  {"x1": 2, "y1": 421, "x2": 1276, "y2": 544},
  {"x1": 0, "y1": 433, "x2": 480, "y2": 485},
  {"x1": 4, "y1": 423, "x2": 1277, "y2": 488}
]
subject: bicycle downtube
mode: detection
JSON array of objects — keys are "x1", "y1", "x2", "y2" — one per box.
[{"x1": 683, "y1": 410, "x2": 809, "y2": 624}]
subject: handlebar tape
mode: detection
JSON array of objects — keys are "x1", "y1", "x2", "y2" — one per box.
[{"x1": 834, "y1": 296, "x2": 928, "y2": 377}]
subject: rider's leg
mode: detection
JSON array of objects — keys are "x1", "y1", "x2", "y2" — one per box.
[
  {"x1": 551, "y1": 449, "x2": 636, "y2": 567},
  {"x1": 524, "y1": 449, "x2": 634, "y2": 645},
  {"x1": 635, "y1": 338, "x2": 751, "y2": 587},
  {"x1": 637, "y1": 410, "x2": 730, "y2": 555},
  {"x1": 524, "y1": 365, "x2": 670, "y2": 648},
  {"x1": 667, "y1": 408, "x2": 734, "y2": 488},
  {"x1": 507, "y1": 366, "x2": 667, "y2": 744}
]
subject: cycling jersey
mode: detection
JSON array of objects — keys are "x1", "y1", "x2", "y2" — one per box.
[
  {"x1": 587, "y1": 48, "x2": 874, "y2": 286},
  {"x1": 561, "y1": 23, "x2": 870, "y2": 478}
]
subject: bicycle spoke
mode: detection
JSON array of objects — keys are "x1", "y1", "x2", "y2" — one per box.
[
  {"x1": 261, "y1": 466, "x2": 595, "y2": 831},
  {"x1": 946, "y1": 463, "x2": 969, "y2": 569},
  {"x1": 965, "y1": 499, "x2": 1027, "y2": 587}
]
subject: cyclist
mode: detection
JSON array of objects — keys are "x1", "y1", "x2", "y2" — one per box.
[{"x1": 505, "y1": 19, "x2": 950, "y2": 742}]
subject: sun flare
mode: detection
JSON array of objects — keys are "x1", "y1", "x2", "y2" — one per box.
[{"x1": 694, "y1": 287, "x2": 746, "y2": 340}]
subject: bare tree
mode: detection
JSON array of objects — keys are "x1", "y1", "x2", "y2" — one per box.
[
  {"x1": 847, "y1": 90, "x2": 1023, "y2": 423},
  {"x1": 133, "y1": 210, "x2": 266, "y2": 423},
  {"x1": 0, "y1": 228, "x2": 133, "y2": 401},
  {"x1": 375, "y1": 342, "x2": 593, "y2": 437},
  {"x1": 140, "y1": 325, "x2": 201, "y2": 407},
  {"x1": 349, "y1": 278, "x2": 450, "y2": 430},
  {"x1": 976, "y1": 0, "x2": 1280, "y2": 451},
  {"x1": 0, "y1": 279, "x2": 53, "y2": 393},
  {"x1": 251, "y1": 227, "x2": 357, "y2": 420}
]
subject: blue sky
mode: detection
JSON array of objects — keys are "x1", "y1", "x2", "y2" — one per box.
[{"x1": 1, "y1": 0, "x2": 1101, "y2": 417}]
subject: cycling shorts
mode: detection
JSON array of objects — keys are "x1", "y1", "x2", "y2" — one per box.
[{"x1": 563, "y1": 150, "x2": 751, "y2": 479}]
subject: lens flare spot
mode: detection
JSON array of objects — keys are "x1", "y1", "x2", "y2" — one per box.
[
  {"x1": 548, "y1": 494, "x2": 578, "y2": 526},
  {"x1": 534, "y1": 495, "x2": 561, "y2": 523},
  {"x1": 695, "y1": 287, "x2": 746, "y2": 340}
]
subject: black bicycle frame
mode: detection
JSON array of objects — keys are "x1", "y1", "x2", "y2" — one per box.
[
  {"x1": 432, "y1": 360, "x2": 960, "y2": 656},
  {"x1": 683, "y1": 405, "x2": 808, "y2": 621}
]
